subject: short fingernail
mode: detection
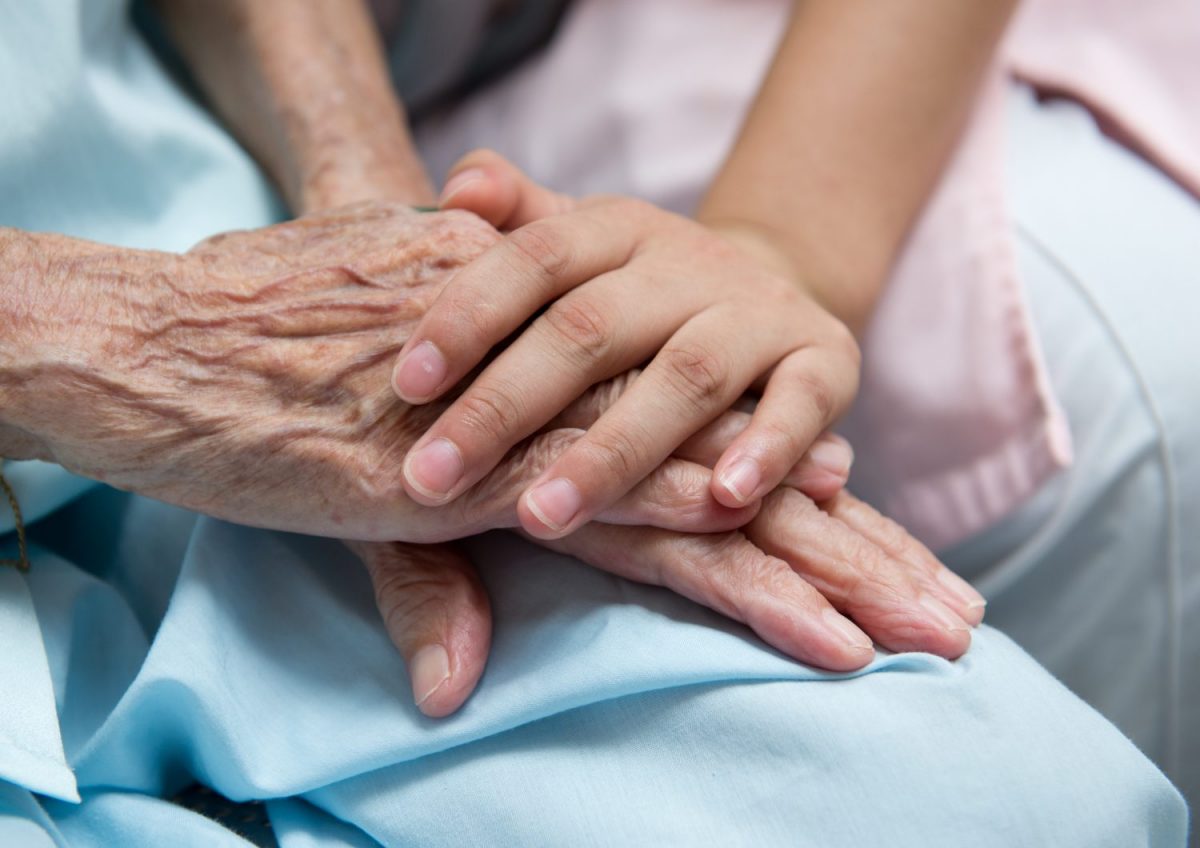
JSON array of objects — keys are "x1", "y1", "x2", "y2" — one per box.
[
  {"x1": 919, "y1": 594, "x2": 972, "y2": 633},
  {"x1": 717, "y1": 458, "x2": 762, "y2": 504},
  {"x1": 394, "y1": 341, "x2": 447, "y2": 401},
  {"x1": 809, "y1": 437, "x2": 854, "y2": 477},
  {"x1": 525, "y1": 477, "x2": 583, "y2": 532},
  {"x1": 404, "y1": 438, "x2": 465, "y2": 500},
  {"x1": 822, "y1": 608, "x2": 874, "y2": 654},
  {"x1": 411, "y1": 644, "x2": 451, "y2": 710},
  {"x1": 439, "y1": 168, "x2": 485, "y2": 205},
  {"x1": 937, "y1": 569, "x2": 987, "y2": 615}
]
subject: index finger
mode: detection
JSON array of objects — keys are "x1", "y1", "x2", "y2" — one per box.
[{"x1": 390, "y1": 199, "x2": 651, "y2": 404}]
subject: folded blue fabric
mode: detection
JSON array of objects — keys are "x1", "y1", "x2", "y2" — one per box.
[{"x1": 1, "y1": 499, "x2": 1186, "y2": 846}]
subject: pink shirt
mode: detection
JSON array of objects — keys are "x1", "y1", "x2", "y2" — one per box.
[
  {"x1": 417, "y1": 0, "x2": 1200, "y2": 549},
  {"x1": 848, "y1": 0, "x2": 1200, "y2": 548}
]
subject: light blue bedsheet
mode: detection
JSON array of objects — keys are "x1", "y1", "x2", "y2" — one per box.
[{"x1": 4, "y1": 497, "x2": 1189, "y2": 846}]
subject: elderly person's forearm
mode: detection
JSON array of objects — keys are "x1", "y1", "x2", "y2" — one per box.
[
  {"x1": 153, "y1": 0, "x2": 433, "y2": 212},
  {"x1": 0, "y1": 227, "x2": 120, "y2": 461}
]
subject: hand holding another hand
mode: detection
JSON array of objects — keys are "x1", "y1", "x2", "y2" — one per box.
[
  {"x1": 1, "y1": 206, "x2": 753, "y2": 542},
  {"x1": 392, "y1": 150, "x2": 863, "y2": 540},
  {"x1": 358, "y1": 394, "x2": 984, "y2": 716},
  {"x1": 0, "y1": 199, "x2": 981, "y2": 723}
]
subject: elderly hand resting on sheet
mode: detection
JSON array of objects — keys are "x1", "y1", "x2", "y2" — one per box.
[{"x1": 0, "y1": 203, "x2": 981, "y2": 715}]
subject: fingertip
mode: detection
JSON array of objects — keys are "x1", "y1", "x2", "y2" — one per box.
[
  {"x1": 411, "y1": 597, "x2": 492, "y2": 718},
  {"x1": 392, "y1": 340, "x2": 448, "y2": 403},
  {"x1": 411, "y1": 643, "x2": 453, "y2": 716},
  {"x1": 883, "y1": 596, "x2": 974, "y2": 659},
  {"x1": 518, "y1": 477, "x2": 584, "y2": 539},
  {"x1": 439, "y1": 167, "x2": 491, "y2": 209},
  {"x1": 712, "y1": 455, "x2": 763, "y2": 508},
  {"x1": 785, "y1": 435, "x2": 854, "y2": 500},
  {"x1": 811, "y1": 433, "x2": 854, "y2": 474},
  {"x1": 412, "y1": 646, "x2": 487, "y2": 719},
  {"x1": 401, "y1": 438, "x2": 466, "y2": 506},
  {"x1": 440, "y1": 151, "x2": 521, "y2": 226},
  {"x1": 785, "y1": 469, "x2": 847, "y2": 503},
  {"x1": 926, "y1": 625, "x2": 973, "y2": 661},
  {"x1": 935, "y1": 568, "x2": 988, "y2": 627},
  {"x1": 813, "y1": 608, "x2": 877, "y2": 671}
]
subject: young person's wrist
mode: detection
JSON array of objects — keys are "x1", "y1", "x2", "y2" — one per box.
[{"x1": 700, "y1": 216, "x2": 878, "y2": 335}]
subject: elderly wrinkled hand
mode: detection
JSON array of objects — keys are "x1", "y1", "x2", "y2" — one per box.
[
  {"x1": 0, "y1": 204, "x2": 754, "y2": 543},
  {"x1": 352, "y1": 373, "x2": 982, "y2": 718},
  {"x1": 357, "y1": 412, "x2": 985, "y2": 716},
  {"x1": 0, "y1": 204, "x2": 983, "y2": 723}
]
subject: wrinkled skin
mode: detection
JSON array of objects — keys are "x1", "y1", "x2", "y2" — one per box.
[
  {"x1": 2, "y1": 204, "x2": 756, "y2": 542},
  {"x1": 0, "y1": 203, "x2": 984, "y2": 719}
]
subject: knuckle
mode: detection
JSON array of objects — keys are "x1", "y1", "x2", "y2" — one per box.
[
  {"x1": 474, "y1": 429, "x2": 579, "y2": 500},
  {"x1": 375, "y1": 571, "x2": 460, "y2": 630},
  {"x1": 455, "y1": 381, "x2": 526, "y2": 440},
  {"x1": 455, "y1": 428, "x2": 583, "y2": 527},
  {"x1": 507, "y1": 223, "x2": 573, "y2": 282},
  {"x1": 840, "y1": 537, "x2": 911, "y2": 609},
  {"x1": 756, "y1": 417, "x2": 809, "y2": 460},
  {"x1": 864, "y1": 510, "x2": 913, "y2": 558},
  {"x1": 369, "y1": 549, "x2": 466, "y2": 612},
  {"x1": 694, "y1": 538, "x2": 792, "y2": 618},
  {"x1": 541, "y1": 297, "x2": 615, "y2": 364},
  {"x1": 452, "y1": 296, "x2": 499, "y2": 343},
  {"x1": 612, "y1": 195, "x2": 655, "y2": 220},
  {"x1": 790, "y1": 370, "x2": 839, "y2": 425},
  {"x1": 830, "y1": 320, "x2": 862, "y2": 364},
  {"x1": 660, "y1": 342, "x2": 730, "y2": 409},
  {"x1": 357, "y1": 460, "x2": 411, "y2": 507},
  {"x1": 578, "y1": 424, "x2": 650, "y2": 482}
]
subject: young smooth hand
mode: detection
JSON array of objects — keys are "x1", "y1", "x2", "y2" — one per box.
[{"x1": 392, "y1": 150, "x2": 861, "y2": 539}]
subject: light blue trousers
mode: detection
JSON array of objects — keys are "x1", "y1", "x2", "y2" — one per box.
[{"x1": 945, "y1": 88, "x2": 1200, "y2": 814}]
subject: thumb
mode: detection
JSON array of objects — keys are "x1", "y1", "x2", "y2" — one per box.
[
  {"x1": 438, "y1": 148, "x2": 575, "y2": 230},
  {"x1": 347, "y1": 540, "x2": 492, "y2": 718}
]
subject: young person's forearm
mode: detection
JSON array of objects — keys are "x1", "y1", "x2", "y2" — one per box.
[
  {"x1": 699, "y1": 0, "x2": 1017, "y2": 332},
  {"x1": 155, "y1": 0, "x2": 433, "y2": 213}
]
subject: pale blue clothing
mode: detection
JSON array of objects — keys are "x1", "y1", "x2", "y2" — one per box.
[
  {"x1": 2, "y1": 515, "x2": 1187, "y2": 847},
  {"x1": 0, "y1": 1, "x2": 1191, "y2": 846},
  {"x1": 945, "y1": 88, "x2": 1200, "y2": 812}
]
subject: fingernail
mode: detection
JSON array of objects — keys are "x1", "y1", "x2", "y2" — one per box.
[
  {"x1": 937, "y1": 569, "x2": 987, "y2": 614},
  {"x1": 439, "y1": 168, "x2": 485, "y2": 206},
  {"x1": 394, "y1": 341, "x2": 447, "y2": 401},
  {"x1": 822, "y1": 608, "x2": 874, "y2": 653},
  {"x1": 411, "y1": 644, "x2": 451, "y2": 709},
  {"x1": 717, "y1": 458, "x2": 762, "y2": 504},
  {"x1": 404, "y1": 438, "x2": 465, "y2": 500},
  {"x1": 920, "y1": 594, "x2": 971, "y2": 633},
  {"x1": 809, "y1": 437, "x2": 854, "y2": 477},
  {"x1": 525, "y1": 478, "x2": 583, "y2": 532}
]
